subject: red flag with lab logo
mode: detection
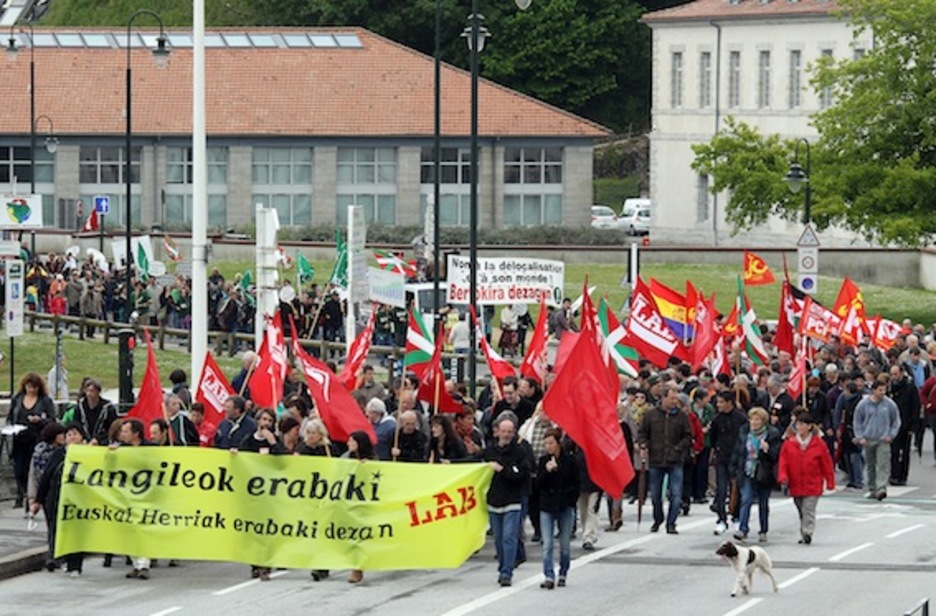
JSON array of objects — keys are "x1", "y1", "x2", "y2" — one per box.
[{"x1": 194, "y1": 351, "x2": 234, "y2": 434}]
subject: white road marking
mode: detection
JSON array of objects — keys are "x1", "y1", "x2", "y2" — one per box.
[
  {"x1": 886, "y1": 524, "x2": 926, "y2": 539},
  {"x1": 778, "y1": 567, "x2": 820, "y2": 589},
  {"x1": 149, "y1": 608, "x2": 183, "y2": 616},
  {"x1": 722, "y1": 598, "x2": 762, "y2": 616},
  {"x1": 212, "y1": 570, "x2": 289, "y2": 596},
  {"x1": 828, "y1": 542, "x2": 874, "y2": 562},
  {"x1": 439, "y1": 517, "x2": 715, "y2": 616}
]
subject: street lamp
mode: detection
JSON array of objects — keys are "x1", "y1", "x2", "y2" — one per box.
[
  {"x1": 461, "y1": 0, "x2": 530, "y2": 397},
  {"x1": 784, "y1": 138, "x2": 811, "y2": 225},
  {"x1": 125, "y1": 9, "x2": 170, "y2": 311}
]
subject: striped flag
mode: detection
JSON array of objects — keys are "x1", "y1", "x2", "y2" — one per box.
[
  {"x1": 404, "y1": 307, "x2": 435, "y2": 377},
  {"x1": 735, "y1": 276, "x2": 769, "y2": 366},
  {"x1": 597, "y1": 297, "x2": 639, "y2": 377},
  {"x1": 374, "y1": 249, "x2": 417, "y2": 278}
]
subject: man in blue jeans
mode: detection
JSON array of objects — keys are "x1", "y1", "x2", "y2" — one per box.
[
  {"x1": 638, "y1": 382, "x2": 693, "y2": 534},
  {"x1": 484, "y1": 416, "x2": 531, "y2": 587}
]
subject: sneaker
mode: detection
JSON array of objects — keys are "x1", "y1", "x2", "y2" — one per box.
[
  {"x1": 733, "y1": 531, "x2": 747, "y2": 542},
  {"x1": 758, "y1": 533, "x2": 767, "y2": 543},
  {"x1": 803, "y1": 534, "x2": 812, "y2": 545},
  {"x1": 714, "y1": 521, "x2": 727, "y2": 535},
  {"x1": 582, "y1": 542, "x2": 595, "y2": 551},
  {"x1": 498, "y1": 577, "x2": 512, "y2": 587},
  {"x1": 540, "y1": 579, "x2": 555, "y2": 590},
  {"x1": 876, "y1": 490, "x2": 887, "y2": 501},
  {"x1": 864, "y1": 491, "x2": 876, "y2": 499},
  {"x1": 137, "y1": 569, "x2": 150, "y2": 580},
  {"x1": 259, "y1": 570, "x2": 270, "y2": 581},
  {"x1": 125, "y1": 569, "x2": 139, "y2": 579},
  {"x1": 557, "y1": 577, "x2": 567, "y2": 587}
]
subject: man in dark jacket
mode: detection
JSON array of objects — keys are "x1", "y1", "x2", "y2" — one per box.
[
  {"x1": 708, "y1": 391, "x2": 747, "y2": 535},
  {"x1": 391, "y1": 410, "x2": 428, "y2": 462},
  {"x1": 638, "y1": 382, "x2": 693, "y2": 534},
  {"x1": 484, "y1": 416, "x2": 531, "y2": 587},
  {"x1": 214, "y1": 395, "x2": 255, "y2": 450},
  {"x1": 887, "y1": 365, "x2": 920, "y2": 486},
  {"x1": 767, "y1": 374, "x2": 796, "y2": 434}
]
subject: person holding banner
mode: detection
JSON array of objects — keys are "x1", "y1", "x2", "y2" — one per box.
[
  {"x1": 189, "y1": 403, "x2": 217, "y2": 448},
  {"x1": 235, "y1": 407, "x2": 281, "y2": 581},
  {"x1": 214, "y1": 396, "x2": 256, "y2": 450},
  {"x1": 342, "y1": 431, "x2": 376, "y2": 584},
  {"x1": 297, "y1": 418, "x2": 336, "y2": 457},
  {"x1": 429, "y1": 415, "x2": 468, "y2": 463},
  {"x1": 111, "y1": 418, "x2": 154, "y2": 580}
]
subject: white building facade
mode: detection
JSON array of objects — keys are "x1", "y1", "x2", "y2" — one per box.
[{"x1": 643, "y1": 0, "x2": 870, "y2": 246}]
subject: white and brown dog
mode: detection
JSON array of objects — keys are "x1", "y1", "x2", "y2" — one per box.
[{"x1": 715, "y1": 540, "x2": 779, "y2": 597}]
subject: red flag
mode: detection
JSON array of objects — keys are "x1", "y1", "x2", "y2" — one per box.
[
  {"x1": 293, "y1": 340, "x2": 376, "y2": 443},
  {"x1": 775, "y1": 281, "x2": 805, "y2": 356},
  {"x1": 743, "y1": 250, "x2": 776, "y2": 286},
  {"x1": 338, "y1": 307, "x2": 377, "y2": 391},
  {"x1": 194, "y1": 351, "x2": 235, "y2": 441},
  {"x1": 721, "y1": 302, "x2": 740, "y2": 339},
  {"x1": 832, "y1": 277, "x2": 865, "y2": 320},
  {"x1": 691, "y1": 294, "x2": 717, "y2": 371},
  {"x1": 416, "y1": 323, "x2": 463, "y2": 413},
  {"x1": 469, "y1": 306, "x2": 516, "y2": 383},
  {"x1": 81, "y1": 209, "x2": 99, "y2": 233},
  {"x1": 710, "y1": 333, "x2": 732, "y2": 377},
  {"x1": 787, "y1": 344, "x2": 808, "y2": 401},
  {"x1": 625, "y1": 277, "x2": 689, "y2": 368},
  {"x1": 542, "y1": 313, "x2": 635, "y2": 499},
  {"x1": 871, "y1": 316, "x2": 902, "y2": 351},
  {"x1": 798, "y1": 296, "x2": 843, "y2": 343},
  {"x1": 520, "y1": 297, "x2": 549, "y2": 383},
  {"x1": 685, "y1": 281, "x2": 699, "y2": 334},
  {"x1": 248, "y1": 313, "x2": 288, "y2": 408},
  {"x1": 127, "y1": 330, "x2": 165, "y2": 440}
]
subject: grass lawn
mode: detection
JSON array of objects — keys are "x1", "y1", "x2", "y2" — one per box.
[{"x1": 6, "y1": 259, "x2": 932, "y2": 395}]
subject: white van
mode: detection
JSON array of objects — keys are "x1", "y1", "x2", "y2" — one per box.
[{"x1": 620, "y1": 198, "x2": 652, "y2": 236}]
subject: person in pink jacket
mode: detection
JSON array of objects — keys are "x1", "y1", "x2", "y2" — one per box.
[{"x1": 778, "y1": 409, "x2": 836, "y2": 545}]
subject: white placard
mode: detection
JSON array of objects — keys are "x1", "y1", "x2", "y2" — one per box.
[
  {"x1": 4, "y1": 259, "x2": 25, "y2": 337},
  {"x1": 446, "y1": 255, "x2": 564, "y2": 306},
  {"x1": 368, "y1": 267, "x2": 406, "y2": 308},
  {"x1": 111, "y1": 235, "x2": 155, "y2": 270},
  {"x1": 1, "y1": 194, "x2": 43, "y2": 229}
]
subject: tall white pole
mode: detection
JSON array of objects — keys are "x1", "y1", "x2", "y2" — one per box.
[{"x1": 191, "y1": 0, "x2": 208, "y2": 384}]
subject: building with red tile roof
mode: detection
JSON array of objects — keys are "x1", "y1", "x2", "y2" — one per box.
[{"x1": 0, "y1": 27, "x2": 609, "y2": 232}]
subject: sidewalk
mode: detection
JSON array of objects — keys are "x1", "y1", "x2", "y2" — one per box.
[{"x1": 0, "y1": 501, "x2": 49, "y2": 581}]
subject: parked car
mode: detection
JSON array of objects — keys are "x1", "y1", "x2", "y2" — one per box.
[
  {"x1": 620, "y1": 198, "x2": 651, "y2": 236},
  {"x1": 590, "y1": 205, "x2": 618, "y2": 229}
]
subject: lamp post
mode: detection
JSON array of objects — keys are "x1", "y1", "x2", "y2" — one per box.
[
  {"x1": 6, "y1": 23, "x2": 57, "y2": 259},
  {"x1": 432, "y1": 0, "x2": 442, "y2": 328},
  {"x1": 125, "y1": 10, "x2": 169, "y2": 313},
  {"x1": 784, "y1": 138, "x2": 811, "y2": 225},
  {"x1": 461, "y1": 0, "x2": 530, "y2": 397}
]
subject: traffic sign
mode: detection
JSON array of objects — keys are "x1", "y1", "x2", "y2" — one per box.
[
  {"x1": 797, "y1": 245, "x2": 818, "y2": 295},
  {"x1": 94, "y1": 195, "x2": 111, "y2": 215},
  {"x1": 797, "y1": 223, "x2": 820, "y2": 247}
]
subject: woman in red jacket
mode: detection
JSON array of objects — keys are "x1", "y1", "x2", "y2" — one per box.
[{"x1": 778, "y1": 409, "x2": 835, "y2": 545}]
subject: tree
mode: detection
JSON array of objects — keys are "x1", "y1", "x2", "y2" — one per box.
[
  {"x1": 692, "y1": 0, "x2": 936, "y2": 247},
  {"x1": 691, "y1": 118, "x2": 802, "y2": 232}
]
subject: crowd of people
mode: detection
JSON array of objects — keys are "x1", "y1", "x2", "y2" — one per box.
[{"x1": 4, "y1": 283, "x2": 936, "y2": 590}]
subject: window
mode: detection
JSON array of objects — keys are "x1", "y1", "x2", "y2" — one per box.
[
  {"x1": 820, "y1": 49, "x2": 834, "y2": 109},
  {"x1": 420, "y1": 147, "x2": 471, "y2": 226},
  {"x1": 165, "y1": 147, "x2": 229, "y2": 228},
  {"x1": 0, "y1": 146, "x2": 55, "y2": 226},
  {"x1": 757, "y1": 50, "x2": 771, "y2": 108},
  {"x1": 853, "y1": 48, "x2": 865, "y2": 60},
  {"x1": 696, "y1": 175, "x2": 710, "y2": 222},
  {"x1": 252, "y1": 147, "x2": 313, "y2": 227},
  {"x1": 728, "y1": 51, "x2": 741, "y2": 108},
  {"x1": 503, "y1": 147, "x2": 563, "y2": 226},
  {"x1": 788, "y1": 50, "x2": 802, "y2": 109},
  {"x1": 79, "y1": 146, "x2": 141, "y2": 226},
  {"x1": 503, "y1": 147, "x2": 562, "y2": 185},
  {"x1": 671, "y1": 52, "x2": 684, "y2": 108},
  {"x1": 699, "y1": 52, "x2": 712, "y2": 109},
  {"x1": 336, "y1": 147, "x2": 396, "y2": 224}
]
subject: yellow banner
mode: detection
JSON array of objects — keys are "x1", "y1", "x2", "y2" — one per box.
[{"x1": 55, "y1": 445, "x2": 493, "y2": 570}]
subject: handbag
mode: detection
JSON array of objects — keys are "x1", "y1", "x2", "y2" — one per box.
[{"x1": 754, "y1": 456, "x2": 775, "y2": 487}]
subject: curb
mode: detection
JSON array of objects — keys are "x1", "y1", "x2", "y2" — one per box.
[{"x1": 0, "y1": 547, "x2": 46, "y2": 581}]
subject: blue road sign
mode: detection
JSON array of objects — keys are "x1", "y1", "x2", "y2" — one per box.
[{"x1": 94, "y1": 195, "x2": 110, "y2": 215}]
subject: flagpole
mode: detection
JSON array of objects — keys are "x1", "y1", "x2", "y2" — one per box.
[
  {"x1": 238, "y1": 362, "x2": 256, "y2": 397},
  {"x1": 801, "y1": 336, "x2": 807, "y2": 408}
]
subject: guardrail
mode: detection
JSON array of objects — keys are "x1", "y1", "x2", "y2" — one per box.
[
  {"x1": 905, "y1": 599, "x2": 930, "y2": 616},
  {"x1": 23, "y1": 311, "x2": 483, "y2": 383}
]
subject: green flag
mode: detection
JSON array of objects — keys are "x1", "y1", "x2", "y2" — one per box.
[
  {"x1": 297, "y1": 251, "x2": 315, "y2": 284},
  {"x1": 137, "y1": 243, "x2": 150, "y2": 281},
  {"x1": 240, "y1": 269, "x2": 253, "y2": 290},
  {"x1": 329, "y1": 228, "x2": 348, "y2": 288}
]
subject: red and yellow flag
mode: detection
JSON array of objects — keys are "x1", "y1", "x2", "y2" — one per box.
[{"x1": 743, "y1": 251, "x2": 776, "y2": 286}]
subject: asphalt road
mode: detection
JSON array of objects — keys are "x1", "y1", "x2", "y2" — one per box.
[{"x1": 3, "y1": 455, "x2": 935, "y2": 616}]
